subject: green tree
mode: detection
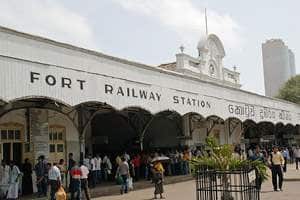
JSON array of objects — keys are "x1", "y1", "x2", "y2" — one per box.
[{"x1": 277, "y1": 75, "x2": 300, "y2": 104}]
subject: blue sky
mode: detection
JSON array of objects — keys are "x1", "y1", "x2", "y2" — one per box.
[{"x1": 0, "y1": 0, "x2": 299, "y2": 94}]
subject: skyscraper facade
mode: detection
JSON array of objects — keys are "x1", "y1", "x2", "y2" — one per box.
[{"x1": 262, "y1": 39, "x2": 296, "y2": 97}]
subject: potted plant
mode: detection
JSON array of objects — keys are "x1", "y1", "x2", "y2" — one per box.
[{"x1": 191, "y1": 137, "x2": 268, "y2": 200}]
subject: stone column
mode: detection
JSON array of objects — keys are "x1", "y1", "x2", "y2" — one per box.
[
  {"x1": 30, "y1": 108, "x2": 49, "y2": 161},
  {"x1": 182, "y1": 114, "x2": 192, "y2": 146}
]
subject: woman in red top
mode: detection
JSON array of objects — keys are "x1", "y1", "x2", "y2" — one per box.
[
  {"x1": 132, "y1": 154, "x2": 141, "y2": 181},
  {"x1": 70, "y1": 161, "x2": 82, "y2": 200}
]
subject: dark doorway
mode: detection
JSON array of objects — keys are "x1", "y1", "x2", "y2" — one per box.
[
  {"x1": 91, "y1": 111, "x2": 139, "y2": 155},
  {"x1": 13, "y1": 143, "x2": 22, "y2": 166},
  {"x1": 3, "y1": 143, "x2": 11, "y2": 163},
  {"x1": 143, "y1": 111, "x2": 182, "y2": 150},
  {"x1": 2, "y1": 142, "x2": 22, "y2": 167}
]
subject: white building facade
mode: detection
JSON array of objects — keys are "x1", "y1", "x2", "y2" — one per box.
[{"x1": 0, "y1": 27, "x2": 299, "y2": 165}]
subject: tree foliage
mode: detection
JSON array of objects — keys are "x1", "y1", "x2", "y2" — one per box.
[
  {"x1": 277, "y1": 75, "x2": 300, "y2": 104},
  {"x1": 190, "y1": 137, "x2": 269, "y2": 182}
]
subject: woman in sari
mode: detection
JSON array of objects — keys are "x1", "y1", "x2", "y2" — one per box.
[{"x1": 151, "y1": 161, "x2": 165, "y2": 199}]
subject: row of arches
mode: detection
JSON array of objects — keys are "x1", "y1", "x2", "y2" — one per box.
[{"x1": 0, "y1": 96, "x2": 299, "y2": 165}]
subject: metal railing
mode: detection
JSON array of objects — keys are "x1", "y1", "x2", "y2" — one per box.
[{"x1": 196, "y1": 168, "x2": 260, "y2": 200}]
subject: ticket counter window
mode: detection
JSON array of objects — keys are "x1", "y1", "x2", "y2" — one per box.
[
  {"x1": 0, "y1": 124, "x2": 24, "y2": 166},
  {"x1": 49, "y1": 126, "x2": 66, "y2": 164}
]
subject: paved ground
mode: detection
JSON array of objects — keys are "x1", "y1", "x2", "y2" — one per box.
[
  {"x1": 93, "y1": 179, "x2": 300, "y2": 200},
  {"x1": 94, "y1": 164, "x2": 300, "y2": 200},
  {"x1": 21, "y1": 164, "x2": 300, "y2": 199}
]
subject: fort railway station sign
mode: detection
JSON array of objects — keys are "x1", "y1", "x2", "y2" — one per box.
[{"x1": 0, "y1": 26, "x2": 299, "y2": 125}]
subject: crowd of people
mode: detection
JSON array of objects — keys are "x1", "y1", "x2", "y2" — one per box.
[
  {"x1": 0, "y1": 147, "x2": 196, "y2": 199},
  {"x1": 237, "y1": 145, "x2": 300, "y2": 192},
  {"x1": 1, "y1": 144, "x2": 300, "y2": 199}
]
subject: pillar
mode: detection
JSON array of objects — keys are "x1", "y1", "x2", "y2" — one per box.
[{"x1": 30, "y1": 108, "x2": 49, "y2": 161}]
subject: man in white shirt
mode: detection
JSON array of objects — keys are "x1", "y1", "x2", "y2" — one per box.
[
  {"x1": 102, "y1": 155, "x2": 112, "y2": 181},
  {"x1": 83, "y1": 155, "x2": 91, "y2": 170},
  {"x1": 48, "y1": 163, "x2": 61, "y2": 200},
  {"x1": 95, "y1": 155, "x2": 102, "y2": 184},
  {"x1": 0, "y1": 160, "x2": 10, "y2": 198},
  {"x1": 80, "y1": 161, "x2": 91, "y2": 200}
]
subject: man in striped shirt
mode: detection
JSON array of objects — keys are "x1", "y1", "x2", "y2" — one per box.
[{"x1": 70, "y1": 161, "x2": 82, "y2": 200}]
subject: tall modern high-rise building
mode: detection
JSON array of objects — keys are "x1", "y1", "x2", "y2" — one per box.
[{"x1": 262, "y1": 39, "x2": 296, "y2": 97}]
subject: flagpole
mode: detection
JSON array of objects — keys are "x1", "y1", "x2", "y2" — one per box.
[{"x1": 205, "y1": 8, "x2": 208, "y2": 36}]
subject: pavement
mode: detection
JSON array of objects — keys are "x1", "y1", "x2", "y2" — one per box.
[
  {"x1": 21, "y1": 164, "x2": 300, "y2": 199},
  {"x1": 282, "y1": 164, "x2": 300, "y2": 181},
  {"x1": 93, "y1": 164, "x2": 300, "y2": 200},
  {"x1": 21, "y1": 175, "x2": 193, "y2": 199},
  {"x1": 93, "y1": 179, "x2": 300, "y2": 200}
]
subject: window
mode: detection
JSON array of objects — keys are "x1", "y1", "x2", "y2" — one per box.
[
  {"x1": 49, "y1": 131, "x2": 64, "y2": 141},
  {"x1": 1, "y1": 129, "x2": 22, "y2": 141},
  {"x1": 57, "y1": 144, "x2": 64, "y2": 152},
  {"x1": 48, "y1": 125, "x2": 66, "y2": 164},
  {"x1": 1, "y1": 130, "x2": 7, "y2": 139},
  {"x1": 49, "y1": 144, "x2": 55, "y2": 153},
  {"x1": 58, "y1": 132, "x2": 63, "y2": 140},
  {"x1": 53, "y1": 132, "x2": 58, "y2": 140},
  {"x1": 15, "y1": 130, "x2": 21, "y2": 140},
  {"x1": 209, "y1": 64, "x2": 215, "y2": 76},
  {"x1": 8, "y1": 130, "x2": 14, "y2": 139}
]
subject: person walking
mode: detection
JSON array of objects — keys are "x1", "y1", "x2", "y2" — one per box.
[
  {"x1": 269, "y1": 146, "x2": 284, "y2": 192},
  {"x1": 7, "y1": 161, "x2": 22, "y2": 200},
  {"x1": 293, "y1": 146, "x2": 300, "y2": 170},
  {"x1": 0, "y1": 160, "x2": 10, "y2": 198},
  {"x1": 116, "y1": 157, "x2": 130, "y2": 195},
  {"x1": 80, "y1": 161, "x2": 91, "y2": 200},
  {"x1": 102, "y1": 155, "x2": 112, "y2": 181},
  {"x1": 83, "y1": 154, "x2": 92, "y2": 187},
  {"x1": 48, "y1": 163, "x2": 61, "y2": 200},
  {"x1": 151, "y1": 160, "x2": 165, "y2": 199},
  {"x1": 90, "y1": 156, "x2": 97, "y2": 188},
  {"x1": 95, "y1": 155, "x2": 102, "y2": 184},
  {"x1": 132, "y1": 154, "x2": 141, "y2": 181},
  {"x1": 34, "y1": 155, "x2": 48, "y2": 197},
  {"x1": 22, "y1": 158, "x2": 33, "y2": 195},
  {"x1": 250, "y1": 146, "x2": 264, "y2": 190},
  {"x1": 282, "y1": 148, "x2": 290, "y2": 172},
  {"x1": 70, "y1": 161, "x2": 82, "y2": 200},
  {"x1": 57, "y1": 159, "x2": 66, "y2": 187},
  {"x1": 68, "y1": 153, "x2": 76, "y2": 191}
]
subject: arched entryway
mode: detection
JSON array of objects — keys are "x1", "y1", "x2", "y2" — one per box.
[
  {"x1": 0, "y1": 97, "x2": 79, "y2": 165},
  {"x1": 143, "y1": 110, "x2": 183, "y2": 150}
]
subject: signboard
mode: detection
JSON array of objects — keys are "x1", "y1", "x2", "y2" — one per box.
[
  {"x1": 260, "y1": 138, "x2": 270, "y2": 143},
  {"x1": 283, "y1": 134, "x2": 294, "y2": 139},
  {"x1": 0, "y1": 54, "x2": 299, "y2": 125},
  {"x1": 262, "y1": 135, "x2": 275, "y2": 140},
  {"x1": 240, "y1": 138, "x2": 250, "y2": 144},
  {"x1": 31, "y1": 109, "x2": 49, "y2": 160},
  {"x1": 248, "y1": 170, "x2": 256, "y2": 183}
]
